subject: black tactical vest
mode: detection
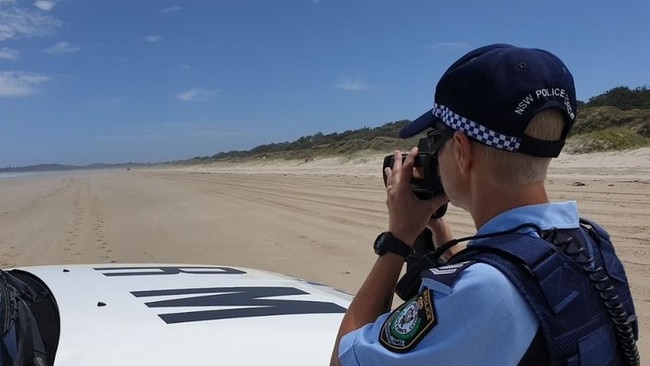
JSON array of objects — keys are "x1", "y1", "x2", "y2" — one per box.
[{"x1": 448, "y1": 219, "x2": 639, "y2": 365}]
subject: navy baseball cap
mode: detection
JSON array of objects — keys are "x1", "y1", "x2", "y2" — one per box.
[{"x1": 400, "y1": 44, "x2": 577, "y2": 157}]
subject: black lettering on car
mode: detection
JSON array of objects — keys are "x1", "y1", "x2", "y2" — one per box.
[
  {"x1": 131, "y1": 286, "x2": 346, "y2": 324},
  {"x1": 94, "y1": 266, "x2": 246, "y2": 277}
]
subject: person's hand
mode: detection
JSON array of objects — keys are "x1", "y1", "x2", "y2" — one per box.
[
  {"x1": 384, "y1": 147, "x2": 449, "y2": 245},
  {"x1": 427, "y1": 217, "x2": 453, "y2": 248},
  {"x1": 427, "y1": 217, "x2": 463, "y2": 261}
]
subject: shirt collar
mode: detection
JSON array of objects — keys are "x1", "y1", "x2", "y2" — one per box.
[{"x1": 476, "y1": 201, "x2": 580, "y2": 238}]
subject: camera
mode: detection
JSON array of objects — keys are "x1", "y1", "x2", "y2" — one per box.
[
  {"x1": 382, "y1": 137, "x2": 447, "y2": 218},
  {"x1": 382, "y1": 151, "x2": 444, "y2": 200}
]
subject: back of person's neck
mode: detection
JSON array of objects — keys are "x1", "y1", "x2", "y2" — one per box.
[{"x1": 470, "y1": 181, "x2": 549, "y2": 230}]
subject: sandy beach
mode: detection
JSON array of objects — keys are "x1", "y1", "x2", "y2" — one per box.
[{"x1": 1, "y1": 148, "x2": 649, "y2": 360}]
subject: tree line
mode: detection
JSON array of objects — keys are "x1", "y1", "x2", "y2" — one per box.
[
  {"x1": 585, "y1": 86, "x2": 650, "y2": 110},
  {"x1": 191, "y1": 85, "x2": 650, "y2": 162}
]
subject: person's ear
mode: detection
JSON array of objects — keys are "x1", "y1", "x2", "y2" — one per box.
[{"x1": 453, "y1": 132, "x2": 473, "y2": 176}]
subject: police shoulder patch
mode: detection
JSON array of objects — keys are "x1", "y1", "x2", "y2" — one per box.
[{"x1": 379, "y1": 289, "x2": 437, "y2": 353}]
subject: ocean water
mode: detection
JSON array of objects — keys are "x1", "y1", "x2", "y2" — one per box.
[
  {"x1": 0, "y1": 171, "x2": 61, "y2": 181},
  {"x1": 0, "y1": 172, "x2": 32, "y2": 181}
]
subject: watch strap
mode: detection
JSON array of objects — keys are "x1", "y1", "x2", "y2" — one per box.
[{"x1": 374, "y1": 232, "x2": 414, "y2": 259}]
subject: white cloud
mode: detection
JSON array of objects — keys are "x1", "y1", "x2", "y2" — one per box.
[
  {"x1": 161, "y1": 5, "x2": 182, "y2": 13},
  {"x1": 33, "y1": 0, "x2": 56, "y2": 11},
  {"x1": 177, "y1": 64, "x2": 191, "y2": 70},
  {"x1": 335, "y1": 77, "x2": 367, "y2": 91},
  {"x1": 0, "y1": 47, "x2": 20, "y2": 60},
  {"x1": 45, "y1": 41, "x2": 80, "y2": 55},
  {"x1": 0, "y1": 71, "x2": 51, "y2": 97},
  {"x1": 0, "y1": 5, "x2": 60, "y2": 41},
  {"x1": 143, "y1": 35, "x2": 162, "y2": 42},
  {"x1": 175, "y1": 87, "x2": 217, "y2": 102}
]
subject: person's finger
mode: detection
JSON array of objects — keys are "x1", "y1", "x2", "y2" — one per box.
[
  {"x1": 401, "y1": 146, "x2": 418, "y2": 170},
  {"x1": 384, "y1": 166, "x2": 392, "y2": 180},
  {"x1": 385, "y1": 150, "x2": 402, "y2": 189},
  {"x1": 391, "y1": 150, "x2": 403, "y2": 170}
]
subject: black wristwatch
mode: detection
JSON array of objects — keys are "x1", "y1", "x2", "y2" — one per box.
[{"x1": 373, "y1": 232, "x2": 414, "y2": 259}]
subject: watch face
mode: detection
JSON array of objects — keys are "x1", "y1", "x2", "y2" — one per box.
[{"x1": 374, "y1": 233, "x2": 389, "y2": 255}]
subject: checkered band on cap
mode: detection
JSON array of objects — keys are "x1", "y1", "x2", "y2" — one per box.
[{"x1": 433, "y1": 103, "x2": 521, "y2": 152}]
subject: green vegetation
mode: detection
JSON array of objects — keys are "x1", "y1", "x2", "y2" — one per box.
[
  {"x1": 566, "y1": 126, "x2": 650, "y2": 153},
  {"x1": 585, "y1": 86, "x2": 650, "y2": 110},
  {"x1": 194, "y1": 121, "x2": 423, "y2": 163},
  {"x1": 5, "y1": 86, "x2": 650, "y2": 172},
  {"x1": 197, "y1": 86, "x2": 650, "y2": 163},
  {"x1": 566, "y1": 94, "x2": 650, "y2": 153}
]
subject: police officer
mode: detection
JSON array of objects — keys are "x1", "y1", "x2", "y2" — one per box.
[{"x1": 330, "y1": 44, "x2": 639, "y2": 365}]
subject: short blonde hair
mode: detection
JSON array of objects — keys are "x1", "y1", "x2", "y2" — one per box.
[{"x1": 474, "y1": 109, "x2": 565, "y2": 185}]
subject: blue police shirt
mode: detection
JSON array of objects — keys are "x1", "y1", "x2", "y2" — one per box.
[{"x1": 338, "y1": 201, "x2": 581, "y2": 365}]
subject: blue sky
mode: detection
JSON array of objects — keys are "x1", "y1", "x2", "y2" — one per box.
[{"x1": 1, "y1": 0, "x2": 649, "y2": 167}]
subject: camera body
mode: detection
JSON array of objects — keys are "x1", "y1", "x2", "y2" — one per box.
[
  {"x1": 382, "y1": 152, "x2": 444, "y2": 200},
  {"x1": 382, "y1": 141, "x2": 448, "y2": 218}
]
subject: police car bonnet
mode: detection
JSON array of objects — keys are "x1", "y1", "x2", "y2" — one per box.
[{"x1": 400, "y1": 44, "x2": 577, "y2": 158}]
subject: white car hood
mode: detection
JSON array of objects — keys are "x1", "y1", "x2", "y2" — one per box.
[{"x1": 19, "y1": 264, "x2": 351, "y2": 366}]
